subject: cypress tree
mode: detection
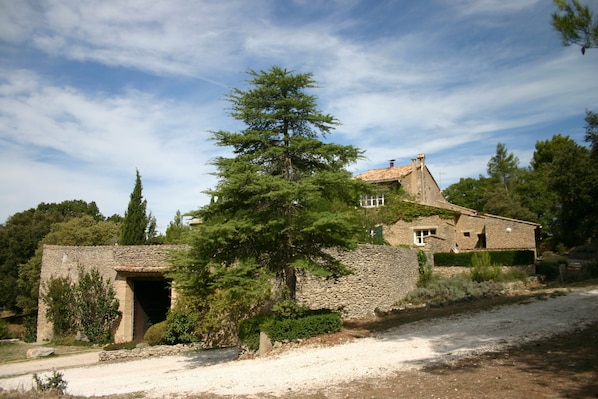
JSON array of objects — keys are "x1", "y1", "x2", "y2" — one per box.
[{"x1": 120, "y1": 169, "x2": 148, "y2": 245}]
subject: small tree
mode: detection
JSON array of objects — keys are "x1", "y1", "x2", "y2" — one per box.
[
  {"x1": 120, "y1": 169, "x2": 149, "y2": 245},
  {"x1": 74, "y1": 267, "x2": 120, "y2": 343},
  {"x1": 43, "y1": 276, "x2": 77, "y2": 337}
]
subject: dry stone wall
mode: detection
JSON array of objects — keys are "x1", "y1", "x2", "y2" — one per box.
[
  {"x1": 38, "y1": 244, "x2": 419, "y2": 342},
  {"x1": 296, "y1": 245, "x2": 419, "y2": 319}
]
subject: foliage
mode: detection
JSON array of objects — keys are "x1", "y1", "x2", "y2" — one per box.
[
  {"x1": 417, "y1": 250, "x2": 433, "y2": 288},
  {"x1": 537, "y1": 256, "x2": 569, "y2": 280},
  {"x1": 586, "y1": 110, "x2": 598, "y2": 155},
  {"x1": 238, "y1": 309, "x2": 342, "y2": 351},
  {"x1": 74, "y1": 268, "x2": 121, "y2": 344},
  {"x1": 33, "y1": 370, "x2": 68, "y2": 394},
  {"x1": 173, "y1": 66, "x2": 367, "y2": 313},
  {"x1": 402, "y1": 276, "x2": 503, "y2": 306},
  {"x1": 164, "y1": 210, "x2": 192, "y2": 244},
  {"x1": 470, "y1": 252, "x2": 501, "y2": 283},
  {"x1": 0, "y1": 200, "x2": 106, "y2": 311},
  {"x1": 442, "y1": 176, "x2": 492, "y2": 212},
  {"x1": 17, "y1": 215, "x2": 120, "y2": 314},
  {"x1": 0, "y1": 318, "x2": 9, "y2": 339},
  {"x1": 120, "y1": 169, "x2": 150, "y2": 245},
  {"x1": 487, "y1": 143, "x2": 519, "y2": 192},
  {"x1": 272, "y1": 300, "x2": 310, "y2": 320},
  {"x1": 144, "y1": 321, "x2": 168, "y2": 346},
  {"x1": 263, "y1": 311, "x2": 342, "y2": 344},
  {"x1": 552, "y1": 0, "x2": 598, "y2": 54},
  {"x1": 42, "y1": 268, "x2": 121, "y2": 344},
  {"x1": 581, "y1": 258, "x2": 598, "y2": 278},
  {"x1": 42, "y1": 276, "x2": 76, "y2": 337},
  {"x1": 433, "y1": 250, "x2": 535, "y2": 267},
  {"x1": 362, "y1": 190, "x2": 456, "y2": 227},
  {"x1": 238, "y1": 314, "x2": 271, "y2": 351},
  {"x1": 162, "y1": 305, "x2": 200, "y2": 344},
  {"x1": 23, "y1": 315, "x2": 37, "y2": 343}
]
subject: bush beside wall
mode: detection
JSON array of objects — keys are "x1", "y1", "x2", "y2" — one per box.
[{"x1": 434, "y1": 250, "x2": 535, "y2": 267}]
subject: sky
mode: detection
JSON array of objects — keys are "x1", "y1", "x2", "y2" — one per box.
[{"x1": 1, "y1": 0, "x2": 597, "y2": 232}]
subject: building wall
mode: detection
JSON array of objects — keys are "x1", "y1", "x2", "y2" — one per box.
[
  {"x1": 38, "y1": 244, "x2": 419, "y2": 342},
  {"x1": 382, "y1": 215, "x2": 456, "y2": 253},
  {"x1": 401, "y1": 166, "x2": 445, "y2": 207},
  {"x1": 37, "y1": 245, "x2": 186, "y2": 343},
  {"x1": 454, "y1": 213, "x2": 487, "y2": 250},
  {"x1": 297, "y1": 245, "x2": 418, "y2": 318},
  {"x1": 484, "y1": 217, "x2": 537, "y2": 250}
]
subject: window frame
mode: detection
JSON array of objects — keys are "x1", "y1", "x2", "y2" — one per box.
[
  {"x1": 413, "y1": 228, "x2": 437, "y2": 246},
  {"x1": 360, "y1": 194, "x2": 385, "y2": 208}
]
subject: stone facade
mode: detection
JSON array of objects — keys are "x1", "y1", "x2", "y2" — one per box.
[
  {"x1": 37, "y1": 244, "x2": 186, "y2": 343},
  {"x1": 356, "y1": 154, "x2": 539, "y2": 257},
  {"x1": 297, "y1": 245, "x2": 418, "y2": 319},
  {"x1": 38, "y1": 244, "x2": 419, "y2": 342}
]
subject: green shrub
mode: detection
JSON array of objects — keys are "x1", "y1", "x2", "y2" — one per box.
[
  {"x1": 238, "y1": 309, "x2": 342, "y2": 351},
  {"x1": 42, "y1": 267, "x2": 121, "y2": 344},
  {"x1": 536, "y1": 256, "x2": 568, "y2": 280},
  {"x1": 75, "y1": 268, "x2": 121, "y2": 344},
  {"x1": 0, "y1": 318, "x2": 10, "y2": 339},
  {"x1": 263, "y1": 311, "x2": 342, "y2": 343},
  {"x1": 272, "y1": 300, "x2": 309, "y2": 320},
  {"x1": 403, "y1": 276, "x2": 502, "y2": 306},
  {"x1": 23, "y1": 315, "x2": 37, "y2": 343},
  {"x1": 500, "y1": 268, "x2": 529, "y2": 283},
  {"x1": 238, "y1": 314, "x2": 271, "y2": 351},
  {"x1": 144, "y1": 321, "x2": 167, "y2": 345},
  {"x1": 470, "y1": 252, "x2": 501, "y2": 282},
  {"x1": 417, "y1": 250, "x2": 433, "y2": 287},
  {"x1": 43, "y1": 276, "x2": 77, "y2": 337},
  {"x1": 33, "y1": 370, "x2": 68, "y2": 394},
  {"x1": 581, "y1": 258, "x2": 598, "y2": 278},
  {"x1": 434, "y1": 250, "x2": 535, "y2": 267},
  {"x1": 163, "y1": 306, "x2": 199, "y2": 344}
]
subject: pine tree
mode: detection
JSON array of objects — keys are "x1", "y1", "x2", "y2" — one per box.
[
  {"x1": 174, "y1": 66, "x2": 367, "y2": 304},
  {"x1": 120, "y1": 169, "x2": 148, "y2": 245}
]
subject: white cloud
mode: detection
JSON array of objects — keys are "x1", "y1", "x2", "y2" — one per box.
[{"x1": 1, "y1": 0, "x2": 597, "y2": 229}]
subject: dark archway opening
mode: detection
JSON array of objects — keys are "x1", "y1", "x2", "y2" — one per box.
[{"x1": 132, "y1": 279, "x2": 170, "y2": 341}]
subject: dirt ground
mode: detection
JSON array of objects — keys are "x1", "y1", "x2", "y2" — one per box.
[
  {"x1": 1, "y1": 289, "x2": 597, "y2": 399},
  {"x1": 267, "y1": 320, "x2": 598, "y2": 399}
]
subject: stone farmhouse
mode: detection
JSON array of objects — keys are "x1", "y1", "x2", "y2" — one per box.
[{"x1": 355, "y1": 153, "x2": 540, "y2": 256}]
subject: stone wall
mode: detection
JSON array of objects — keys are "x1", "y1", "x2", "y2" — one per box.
[
  {"x1": 296, "y1": 245, "x2": 419, "y2": 319},
  {"x1": 37, "y1": 244, "x2": 187, "y2": 343},
  {"x1": 38, "y1": 244, "x2": 419, "y2": 342}
]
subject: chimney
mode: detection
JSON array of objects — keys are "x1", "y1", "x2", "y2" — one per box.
[
  {"x1": 417, "y1": 153, "x2": 425, "y2": 166},
  {"x1": 389, "y1": 159, "x2": 395, "y2": 168}
]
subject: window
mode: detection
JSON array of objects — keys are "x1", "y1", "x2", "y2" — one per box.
[
  {"x1": 414, "y1": 228, "x2": 437, "y2": 246},
  {"x1": 360, "y1": 194, "x2": 385, "y2": 208}
]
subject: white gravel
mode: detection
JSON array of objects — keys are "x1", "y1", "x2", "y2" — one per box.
[{"x1": 1, "y1": 287, "x2": 597, "y2": 398}]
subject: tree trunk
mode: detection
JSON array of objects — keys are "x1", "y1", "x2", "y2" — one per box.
[{"x1": 283, "y1": 266, "x2": 297, "y2": 300}]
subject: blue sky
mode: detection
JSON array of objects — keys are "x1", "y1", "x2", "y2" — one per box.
[{"x1": 1, "y1": 0, "x2": 597, "y2": 232}]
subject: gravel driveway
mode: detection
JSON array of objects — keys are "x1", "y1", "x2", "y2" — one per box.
[{"x1": 1, "y1": 287, "x2": 597, "y2": 398}]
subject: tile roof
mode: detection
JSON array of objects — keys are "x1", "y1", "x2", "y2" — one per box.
[{"x1": 355, "y1": 163, "x2": 417, "y2": 182}]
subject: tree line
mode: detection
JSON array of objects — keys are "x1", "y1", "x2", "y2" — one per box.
[
  {"x1": 0, "y1": 172, "x2": 192, "y2": 313},
  {"x1": 444, "y1": 113, "x2": 598, "y2": 250}
]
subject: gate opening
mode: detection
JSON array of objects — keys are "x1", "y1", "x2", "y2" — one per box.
[{"x1": 132, "y1": 279, "x2": 171, "y2": 341}]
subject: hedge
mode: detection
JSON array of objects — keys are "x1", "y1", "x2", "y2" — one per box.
[
  {"x1": 433, "y1": 250, "x2": 535, "y2": 266},
  {"x1": 238, "y1": 310, "x2": 342, "y2": 351}
]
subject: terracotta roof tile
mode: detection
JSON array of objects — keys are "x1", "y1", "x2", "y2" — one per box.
[{"x1": 355, "y1": 163, "x2": 416, "y2": 182}]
